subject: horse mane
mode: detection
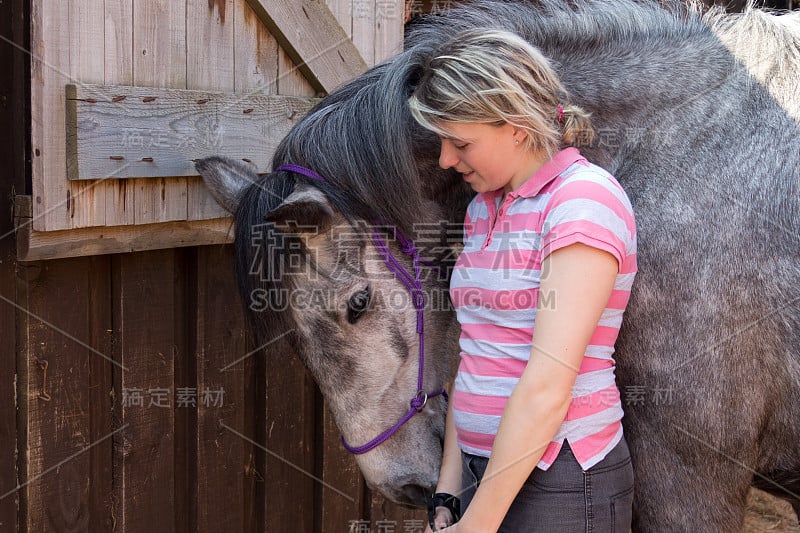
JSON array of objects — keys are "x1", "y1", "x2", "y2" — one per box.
[
  {"x1": 263, "y1": 0, "x2": 800, "y2": 246},
  {"x1": 705, "y1": 5, "x2": 800, "y2": 114},
  {"x1": 269, "y1": 61, "x2": 451, "y2": 240},
  {"x1": 405, "y1": 0, "x2": 708, "y2": 54},
  {"x1": 249, "y1": 0, "x2": 800, "y2": 241}
]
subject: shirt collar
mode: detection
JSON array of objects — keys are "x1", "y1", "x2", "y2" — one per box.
[{"x1": 510, "y1": 147, "x2": 586, "y2": 199}]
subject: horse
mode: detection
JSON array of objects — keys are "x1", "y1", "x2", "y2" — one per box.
[{"x1": 195, "y1": 1, "x2": 800, "y2": 530}]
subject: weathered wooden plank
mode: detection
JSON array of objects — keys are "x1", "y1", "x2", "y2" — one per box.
[
  {"x1": 28, "y1": 0, "x2": 109, "y2": 230},
  {"x1": 375, "y1": 0, "x2": 405, "y2": 63},
  {"x1": 234, "y1": 0, "x2": 280, "y2": 94},
  {"x1": 187, "y1": 0, "x2": 235, "y2": 92},
  {"x1": 64, "y1": 0, "x2": 107, "y2": 228},
  {"x1": 370, "y1": 493, "x2": 427, "y2": 532},
  {"x1": 244, "y1": 0, "x2": 368, "y2": 94},
  {"x1": 15, "y1": 196, "x2": 234, "y2": 261},
  {"x1": 131, "y1": 0, "x2": 188, "y2": 225},
  {"x1": 103, "y1": 0, "x2": 136, "y2": 226},
  {"x1": 320, "y1": 403, "x2": 366, "y2": 532},
  {"x1": 193, "y1": 245, "x2": 253, "y2": 532},
  {"x1": 277, "y1": 48, "x2": 317, "y2": 97},
  {"x1": 352, "y1": 0, "x2": 377, "y2": 67},
  {"x1": 65, "y1": 84, "x2": 317, "y2": 180},
  {"x1": 186, "y1": 0, "x2": 235, "y2": 221},
  {"x1": 327, "y1": 0, "x2": 354, "y2": 38},
  {"x1": 172, "y1": 248, "x2": 191, "y2": 533},
  {"x1": 0, "y1": 247, "x2": 18, "y2": 533},
  {"x1": 104, "y1": 0, "x2": 134, "y2": 85},
  {"x1": 16, "y1": 257, "x2": 96, "y2": 532},
  {"x1": 111, "y1": 250, "x2": 178, "y2": 532},
  {"x1": 30, "y1": 0, "x2": 76, "y2": 231},
  {"x1": 263, "y1": 339, "x2": 317, "y2": 531},
  {"x1": 87, "y1": 255, "x2": 115, "y2": 533}
]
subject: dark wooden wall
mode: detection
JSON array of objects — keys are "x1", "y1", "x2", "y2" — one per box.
[
  {"x1": 8, "y1": 247, "x2": 425, "y2": 532},
  {"x1": 7, "y1": 246, "x2": 428, "y2": 532}
]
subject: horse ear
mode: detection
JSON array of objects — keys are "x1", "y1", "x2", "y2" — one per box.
[
  {"x1": 194, "y1": 156, "x2": 260, "y2": 214},
  {"x1": 266, "y1": 183, "x2": 335, "y2": 235}
]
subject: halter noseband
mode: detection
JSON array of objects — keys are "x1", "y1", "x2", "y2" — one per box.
[{"x1": 275, "y1": 164, "x2": 448, "y2": 455}]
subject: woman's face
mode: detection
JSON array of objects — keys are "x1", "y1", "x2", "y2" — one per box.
[{"x1": 437, "y1": 122, "x2": 536, "y2": 194}]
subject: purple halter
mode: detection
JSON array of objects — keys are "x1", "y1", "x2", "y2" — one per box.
[{"x1": 276, "y1": 164, "x2": 448, "y2": 454}]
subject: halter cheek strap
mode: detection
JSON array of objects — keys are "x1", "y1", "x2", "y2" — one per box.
[{"x1": 275, "y1": 164, "x2": 448, "y2": 455}]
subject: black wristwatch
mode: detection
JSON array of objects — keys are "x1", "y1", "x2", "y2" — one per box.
[{"x1": 427, "y1": 492, "x2": 461, "y2": 530}]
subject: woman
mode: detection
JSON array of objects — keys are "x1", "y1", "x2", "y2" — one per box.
[{"x1": 408, "y1": 29, "x2": 637, "y2": 532}]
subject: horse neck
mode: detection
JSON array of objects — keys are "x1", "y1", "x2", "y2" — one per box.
[
  {"x1": 471, "y1": 0, "x2": 730, "y2": 172},
  {"x1": 541, "y1": 31, "x2": 736, "y2": 171}
]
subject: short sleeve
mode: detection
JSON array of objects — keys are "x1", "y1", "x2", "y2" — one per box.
[{"x1": 540, "y1": 169, "x2": 636, "y2": 271}]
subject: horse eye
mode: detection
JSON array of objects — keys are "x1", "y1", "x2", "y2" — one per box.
[{"x1": 347, "y1": 287, "x2": 371, "y2": 324}]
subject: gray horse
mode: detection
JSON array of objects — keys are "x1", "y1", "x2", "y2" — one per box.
[{"x1": 196, "y1": 1, "x2": 800, "y2": 530}]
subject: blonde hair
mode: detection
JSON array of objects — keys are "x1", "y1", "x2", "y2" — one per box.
[{"x1": 409, "y1": 29, "x2": 594, "y2": 156}]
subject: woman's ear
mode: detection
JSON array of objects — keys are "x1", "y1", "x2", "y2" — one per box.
[{"x1": 511, "y1": 127, "x2": 528, "y2": 146}]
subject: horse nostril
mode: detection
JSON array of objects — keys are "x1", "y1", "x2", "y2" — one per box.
[{"x1": 401, "y1": 484, "x2": 429, "y2": 507}]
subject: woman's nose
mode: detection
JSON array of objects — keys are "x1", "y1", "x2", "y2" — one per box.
[{"x1": 439, "y1": 142, "x2": 458, "y2": 170}]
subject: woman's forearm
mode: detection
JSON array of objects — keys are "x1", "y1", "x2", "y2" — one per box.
[
  {"x1": 458, "y1": 378, "x2": 573, "y2": 531},
  {"x1": 437, "y1": 399, "x2": 463, "y2": 495}
]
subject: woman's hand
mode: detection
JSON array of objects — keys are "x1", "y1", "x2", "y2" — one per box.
[
  {"x1": 426, "y1": 400, "x2": 462, "y2": 532},
  {"x1": 425, "y1": 506, "x2": 455, "y2": 532},
  {"x1": 435, "y1": 518, "x2": 483, "y2": 533}
]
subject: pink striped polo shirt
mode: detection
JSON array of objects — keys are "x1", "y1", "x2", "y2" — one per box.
[{"x1": 450, "y1": 147, "x2": 637, "y2": 470}]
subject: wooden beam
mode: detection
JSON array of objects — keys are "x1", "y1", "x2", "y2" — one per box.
[
  {"x1": 244, "y1": 0, "x2": 368, "y2": 94},
  {"x1": 65, "y1": 84, "x2": 318, "y2": 181},
  {"x1": 15, "y1": 196, "x2": 235, "y2": 261}
]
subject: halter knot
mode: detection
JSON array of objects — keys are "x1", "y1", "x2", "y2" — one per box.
[
  {"x1": 396, "y1": 232, "x2": 416, "y2": 255},
  {"x1": 411, "y1": 390, "x2": 428, "y2": 412}
]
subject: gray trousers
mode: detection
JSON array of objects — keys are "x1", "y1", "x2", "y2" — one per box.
[{"x1": 460, "y1": 438, "x2": 634, "y2": 532}]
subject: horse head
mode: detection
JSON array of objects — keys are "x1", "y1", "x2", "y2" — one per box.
[{"x1": 195, "y1": 156, "x2": 461, "y2": 506}]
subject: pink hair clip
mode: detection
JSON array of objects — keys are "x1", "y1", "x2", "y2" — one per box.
[{"x1": 557, "y1": 104, "x2": 565, "y2": 124}]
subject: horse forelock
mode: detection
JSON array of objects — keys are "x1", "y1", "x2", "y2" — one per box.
[{"x1": 271, "y1": 61, "x2": 433, "y2": 239}]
